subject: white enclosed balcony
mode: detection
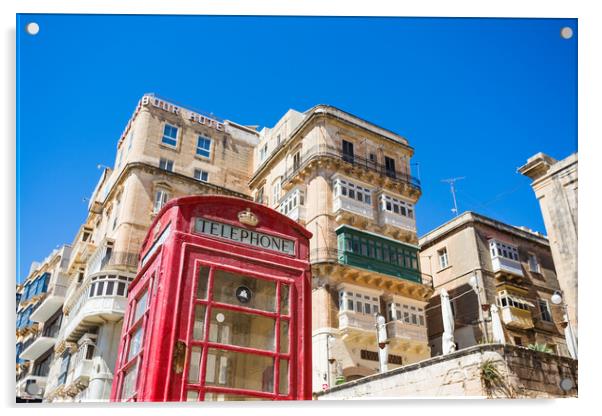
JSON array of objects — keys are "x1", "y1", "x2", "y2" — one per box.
[
  {"x1": 332, "y1": 177, "x2": 375, "y2": 220},
  {"x1": 278, "y1": 188, "x2": 307, "y2": 223},
  {"x1": 489, "y1": 240, "x2": 524, "y2": 277},
  {"x1": 378, "y1": 194, "x2": 416, "y2": 232},
  {"x1": 30, "y1": 280, "x2": 68, "y2": 323},
  {"x1": 61, "y1": 273, "x2": 132, "y2": 342},
  {"x1": 496, "y1": 290, "x2": 534, "y2": 329},
  {"x1": 63, "y1": 295, "x2": 127, "y2": 342}
]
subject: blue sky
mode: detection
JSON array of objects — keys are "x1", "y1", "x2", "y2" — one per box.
[{"x1": 17, "y1": 15, "x2": 577, "y2": 282}]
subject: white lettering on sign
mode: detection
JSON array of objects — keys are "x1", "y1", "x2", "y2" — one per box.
[
  {"x1": 189, "y1": 111, "x2": 225, "y2": 131},
  {"x1": 194, "y1": 217, "x2": 295, "y2": 256},
  {"x1": 143, "y1": 95, "x2": 225, "y2": 132}
]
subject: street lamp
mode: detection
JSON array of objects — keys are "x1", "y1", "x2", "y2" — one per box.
[{"x1": 550, "y1": 291, "x2": 578, "y2": 359}]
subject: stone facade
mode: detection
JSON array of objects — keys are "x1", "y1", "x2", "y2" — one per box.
[
  {"x1": 315, "y1": 344, "x2": 577, "y2": 399},
  {"x1": 420, "y1": 212, "x2": 570, "y2": 357},
  {"x1": 249, "y1": 105, "x2": 431, "y2": 391},
  {"x1": 518, "y1": 153, "x2": 578, "y2": 341}
]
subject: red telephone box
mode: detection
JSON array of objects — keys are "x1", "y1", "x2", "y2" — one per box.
[{"x1": 110, "y1": 195, "x2": 312, "y2": 402}]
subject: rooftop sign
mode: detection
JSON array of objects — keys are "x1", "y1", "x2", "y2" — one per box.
[{"x1": 142, "y1": 95, "x2": 225, "y2": 132}]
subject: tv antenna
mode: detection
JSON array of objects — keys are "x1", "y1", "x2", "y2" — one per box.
[{"x1": 441, "y1": 177, "x2": 465, "y2": 217}]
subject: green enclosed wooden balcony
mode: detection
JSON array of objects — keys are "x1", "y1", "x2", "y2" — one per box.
[{"x1": 336, "y1": 225, "x2": 422, "y2": 284}]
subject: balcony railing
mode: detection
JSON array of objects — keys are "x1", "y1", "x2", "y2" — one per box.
[
  {"x1": 338, "y1": 310, "x2": 376, "y2": 333},
  {"x1": 88, "y1": 244, "x2": 139, "y2": 275},
  {"x1": 333, "y1": 195, "x2": 375, "y2": 220},
  {"x1": 386, "y1": 320, "x2": 428, "y2": 343},
  {"x1": 310, "y1": 248, "x2": 339, "y2": 263},
  {"x1": 101, "y1": 251, "x2": 139, "y2": 270},
  {"x1": 61, "y1": 277, "x2": 128, "y2": 342},
  {"x1": 378, "y1": 210, "x2": 416, "y2": 233},
  {"x1": 282, "y1": 145, "x2": 421, "y2": 192}
]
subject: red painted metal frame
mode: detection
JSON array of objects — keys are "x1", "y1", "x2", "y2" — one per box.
[{"x1": 110, "y1": 196, "x2": 312, "y2": 402}]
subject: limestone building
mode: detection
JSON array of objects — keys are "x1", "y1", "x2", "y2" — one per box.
[
  {"x1": 420, "y1": 212, "x2": 570, "y2": 357},
  {"x1": 248, "y1": 105, "x2": 432, "y2": 391},
  {"x1": 518, "y1": 153, "x2": 578, "y2": 341},
  {"x1": 39, "y1": 94, "x2": 257, "y2": 402},
  {"x1": 16, "y1": 245, "x2": 72, "y2": 401}
]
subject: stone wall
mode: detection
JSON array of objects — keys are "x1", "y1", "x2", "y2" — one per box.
[{"x1": 315, "y1": 343, "x2": 577, "y2": 399}]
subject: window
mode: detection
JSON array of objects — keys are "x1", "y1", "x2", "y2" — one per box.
[
  {"x1": 386, "y1": 302, "x2": 425, "y2": 326},
  {"x1": 333, "y1": 178, "x2": 372, "y2": 205},
  {"x1": 88, "y1": 275, "x2": 134, "y2": 298},
  {"x1": 112, "y1": 197, "x2": 121, "y2": 230},
  {"x1": 513, "y1": 336, "x2": 523, "y2": 346},
  {"x1": 489, "y1": 240, "x2": 519, "y2": 261},
  {"x1": 259, "y1": 144, "x2": 268, "y2": 161},
  {"x1": 337, "y1": 229, "x2": 421, "y2": 273},
  {"x1": 342, "y1": 140, "x2": 354, "y2": 163},
  {"x1": 438, "y1": 248, "x2": 449, "y2": 269},
  {"x1": 272, "y1": 179, "x2": 282, "y2": 205},
  {"x1": 57, "y1": 351, "x2": 71, "y2": 385},
  {"x1": 384, "y1": 156, "x2": 396, "y2": 178},
  {"x1": 380, "y1": 194, "x2": 414, "y2": 219},
  {"x1": 194, "y1": 169, "x2": 209, "y2": 182},
  {"x1": 159, "y1": 158, "x2": 174, "y2": 172},
  {"x1": 43, "y1": 311, "x2": 62, "y2": 338},
  {"x1": 85, "y1": 344, "x2": 96, "y2": 360},
  {"x1": 496, "y1": 290, "x2": 532, "y2": 311},
  {"x1": 538, "y1": 299, "x2": 552, "y2": 322},
  {"x1": 528, "y1": 254, "x2": 540, "y2": 273},
  {"x1": 153, "y1": 189, "x2": 169, "y2": 213},
  {"x1": 196, "y1": 136, "x2": 212, "y2": 158},
  {"x1": 162, "y1": 124, "x2": 178, "y2": 147},
  {"x1": 292, "y1": 151, "x2": 300, "y2": 170},
  {"x1": 33, "y1": 350, "x2": 53, "y2": 377},
  {"x1": 127, "y1": 129, "x2": 134, "y2": 151},
  {"x1": 338, "y1": 289, "x2": 379, "y2": 315},
  {"x1": 255, "y1": 187, "x2": 265, "y2": 204}
]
